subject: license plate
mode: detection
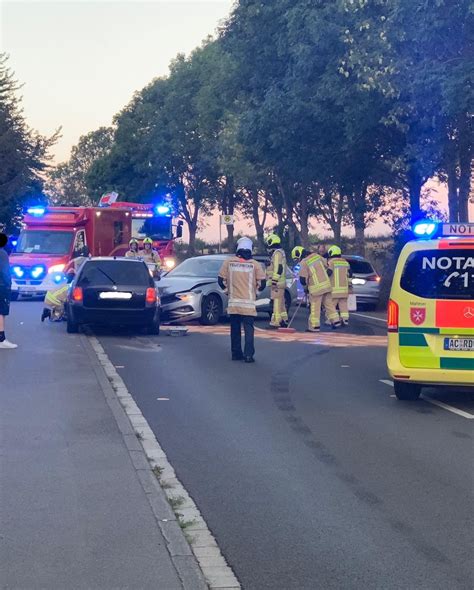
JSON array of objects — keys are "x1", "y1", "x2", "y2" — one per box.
[
  {"x1": 443, "y1": 337, "x2": 474, "y2": 352},
  {"x1": 99, "y1": 292, "x2": 132, "y2": 300},
  {"x1": 20, "y1": 287, "x2": 36, "y2": 293}
]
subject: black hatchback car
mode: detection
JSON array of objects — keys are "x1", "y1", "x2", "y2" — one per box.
[{"x1": 66, "y1": 257, "x2": 160, "y2": 334}]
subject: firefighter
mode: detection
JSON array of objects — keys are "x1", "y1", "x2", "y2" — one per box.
[
  {"x1": 292, "y1": 246, "x2": 340, "y2": 332},
  {"x1": 141, "y1": 237, "x2": 162, "y2": 277},
  {"x1": 218, "y1": 237, "x2": 266, "y2": 362},
  {"x1": 327, "y1": 245, "x2": 351, "y2": 326},
  {"x1": 125, "y1": 238, "x2": 141, "y2": 258},
  {"x1": 266, "y1": 234, "x2": 288, "y2": 328},
  {"x1": 41, "y1": 272, "x2": 74, "y2": 322}
]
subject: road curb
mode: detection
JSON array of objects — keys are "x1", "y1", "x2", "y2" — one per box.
[{"x1": 81, "y1": 334, "x2": 241, "y2": 590}]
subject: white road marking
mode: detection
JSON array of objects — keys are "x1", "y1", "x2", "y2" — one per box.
[
  {"x1": 379, "y1": 379, "x2": 474, "y2": 419},
  {"x1": 115, "y1": 365, "x2": 125, "y2": 369},
  {"x1": 421, "y1": 396, "x2": 474, "y2": 420},
  {"x1": 352, "y1": 312, "x2": 387, "y2": 323},
  {"x1": 157, "y1": 397, "x2": 170, "y2": 401},
  {"x1": 341, "y1": 365, "x2": 350, "y2": 368}
]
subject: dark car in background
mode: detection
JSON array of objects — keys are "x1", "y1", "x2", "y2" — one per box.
[{"x1": 66, "y1": 257, "x2": 160, "y2": 334}]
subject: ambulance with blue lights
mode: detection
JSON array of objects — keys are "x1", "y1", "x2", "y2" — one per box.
[
  {"x1": 10, "y1": 206, "x2": 132, "y2": 299},
  {"x1": 387, "y1": 221, "x2": 474, "y2": 400}
]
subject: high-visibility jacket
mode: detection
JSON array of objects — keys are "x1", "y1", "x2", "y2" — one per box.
[
  {"x1": 219, "y1": 256, "x2": 266, "y2": 316},
  {"x1": 44, "y1": 284, "x2": 69, "y2": 309},
  {"x1": 327, "y1": 257, "x2": 350, "y2": 298},
  {"x1": 142, "y1": 249, "x2": 162, "y2": 269},
  {"x1": 267, "y1": 248, "x2": 287, "y2": 287},
  {"x1": 299, "y1": 253, "x2": 331, "y2": 296},
  {"x1": 125, "y1": 249, "x2": 140, "y2": 259}
]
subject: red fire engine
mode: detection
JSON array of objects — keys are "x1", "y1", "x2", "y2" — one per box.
[
  {"x1": 110, "y1": 201, "x2": 183, "y2": 270},
  {"x1": 10, "y1": 206, "x2": 132, "y2": 299}
]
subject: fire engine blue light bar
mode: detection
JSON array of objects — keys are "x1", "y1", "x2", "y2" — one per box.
[
  {"x1": 26, "y1": 206, "x2": 46, "y2": 216},
  {"x1": 155, "y1": 205, "x2": 170, "y2": 215}
]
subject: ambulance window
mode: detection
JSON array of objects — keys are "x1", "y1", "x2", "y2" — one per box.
[
  {"x1": 73, "y1": 230, "x2": 86, "y2": 255},
  {"x1": 400, "y1": 249, "x2": 474, "y2": 300}
]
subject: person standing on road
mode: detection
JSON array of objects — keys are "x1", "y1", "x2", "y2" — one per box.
[
  {"x1": 291, "y1": 246, "x2": 340, "y2": 332},
  {"x1": 0, "y1": 233, "x2": 17, "y2": 349},
  {"x1": 327, "y1": 245, "x2": 352, "y2": 326},
  {"x1": 125, "y1": 238, "x2": 141, "y2": 259},
  {"x1": 266, "y1": 234, "x2": 289, "y2": 328},
  {"x1": 218, "y1": 237, "x2": 266, "y2": 363},
  {"x1": 142, "y1": 237, "x2": 162, "y2": 278}
]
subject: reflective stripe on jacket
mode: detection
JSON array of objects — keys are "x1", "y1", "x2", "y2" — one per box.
[
  {"x1": 267, "y1": 249, "x2": 286, "y2": 287},
  {"x1": 328, "y1": 257, "x2": 350, "y2": 298},
  {"x1": 300, "y1": 253, "x2": 331, "y2": 296}
]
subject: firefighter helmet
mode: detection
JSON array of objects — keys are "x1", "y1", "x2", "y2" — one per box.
[
  {"x1": 143, "y1": 237, "x2": 153, "y2": 245},
  {"x1": 327, "y1": 245, "x2": 342, "y2": 258},
  {"x1": 266, "y1": 233, "x2": 281, "y2": 248},
  {"x1": 291, "y1": 246, "x2": 305, "y2": 261},
  {"x1": 129, "y1": 238, "x2": 139, "y2": 246}
]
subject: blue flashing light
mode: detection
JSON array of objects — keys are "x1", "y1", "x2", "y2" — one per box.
[
  {"x1": 53, "y1": 273, "x2": 64, "y2": 284},
  {"x1": 155, "y1": 205, "x2": 170, "y2": 215},
  {"x1": 413, "y1": 220, "x2": 438, "y2": 238},
  {"x1": 31, "y1": 265, "x2": 45, "y2": 279},
  {"x1": 12, "y1": 266, "x2": 24, "y2": 278},
  {"x1": 27, "y1": 206, "x2": 46, "y2": 216},
  {"x1": 11, "y1": 240, "x2": 17, "y2": 247}
]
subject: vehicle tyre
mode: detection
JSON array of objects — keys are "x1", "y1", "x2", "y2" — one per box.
[
  {"x1": 10, "y1": 292, "x2": 19, "y2": 301},
  {"x1": 200, "y1": 294, "x2": 222, "y2": 325},
  {"x1": 393, "y1": 380, "x2": 421, "y2": 401},
  {"x1": 66, "y1": 311, "x2": 79, "y2": 334},
  {"x1": 147, "y1": 314, "x2": 160, "y2": 335}
]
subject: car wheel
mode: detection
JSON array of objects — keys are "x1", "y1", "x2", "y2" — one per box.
[
  {"x1": 147, "y1": 314, "x2": 160, "y2": 335},
  {"x1": 200, "y1": 294, "x2": 222, "y2": 325},
  {"x1": 393, "y1": 380, "x2": 421, "y2": 401},
  {"x1": 66, "y1": 311, "x2": 79, "y2": 334},
  {"x1": 10, "y1": 292, "x2": 19, "y2": 301}
]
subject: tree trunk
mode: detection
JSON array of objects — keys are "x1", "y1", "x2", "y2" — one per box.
[
  {"x1": 458, "y1": 118, "x2": 472, "y2": 222},
  {"x1": 298, "y1": 195, "x2": 310, "y2": 249},
  {"x1": 187, "y1": 222, "x2": 197, "y2": 256},
  {"x1": 346, "y1": 187, "x2": 367, "y2": 256},
  {"x1": 251, "y1": 190, "x2": 267, "y2": 254},
  {"x1": 223, "y1": 177, "x2": 236, "y2": 251},
  {"x1": 353, "y1": 211, "x2": 366, "y2": 256},
  {"x1": 330, "y1": 220, "x2": 342, "y2": 244},
  {"x1": 407, "y1": 168, "x2": 423, "y2": 221},
  {"x1": 445, "y1": 138, "x2": 459, "y2": 223}
]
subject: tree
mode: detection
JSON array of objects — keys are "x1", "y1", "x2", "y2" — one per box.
[
  {"x1": 0, "y1": 54, "x2": 57, "y2": 230},
  {"x1": 46, "y1": 127, "x2": 113, "y2": 205}
]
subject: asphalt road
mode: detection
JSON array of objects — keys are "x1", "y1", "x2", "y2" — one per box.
[{"x1": 15, "y1": 301, "x2": 474, "y2": 589}]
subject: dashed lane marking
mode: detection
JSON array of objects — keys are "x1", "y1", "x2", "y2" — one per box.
[{"x1": 379, "y1": 379, "x2": 474, "y2": 419}]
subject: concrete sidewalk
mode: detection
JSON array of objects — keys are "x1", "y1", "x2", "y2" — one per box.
[{"x1": 0, "y1": 302, "x2": 207, "y2": 590}]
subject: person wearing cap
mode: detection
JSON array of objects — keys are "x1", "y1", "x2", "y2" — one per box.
[
  {"x1": 291, "y1": 246, "x2": 340, "y2": 332},
  {"x1": 218, "y1": 237, "x2": 266, "y2": 363},
  {"x1": 327, "y1": 245, "x2": 351, "y2": 326},
  {"x1": 266, "y1": 233, "x2": 289, "y2": 328},
  {"x1": 0, "y1": 232, "x2": 17, "y2": 348}
]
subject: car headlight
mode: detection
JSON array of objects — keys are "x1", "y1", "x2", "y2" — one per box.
[
  {"x1": 352, "y1": 278, "x2": 366, "y2": 285},
  {"x1": 48, "y1": 263, "x2": 66, "y2": 274},
  {"x1": 164, "y1": 258, "x2": 176, "y2": 270},
  {"x1": 176, "y1": 292, "x2": 192, "y2": 301}
]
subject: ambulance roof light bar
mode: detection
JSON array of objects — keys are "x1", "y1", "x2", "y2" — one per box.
[{"x1": 412, "y1": 220, "x2": 438, "y2": 238}]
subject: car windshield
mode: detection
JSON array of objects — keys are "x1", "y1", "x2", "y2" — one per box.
[
  {"x1": 132, "y1": 217, "x2": 172, "y2": 241},
  {"x1": 16, "y1": 230, "x2": 73, "y2": 255},
  {"x1": 400, "y1": 249, "x2": 474, "y2": 300},
  {"x1": 167, "y1": 257, "x2": 224, "y2": 278},
  {"x1": 346, "y1": 258, "x2": 374, "y2": 274},
  {"x1": 78, "y1": 260, "x2": 151, "y2": 286}
]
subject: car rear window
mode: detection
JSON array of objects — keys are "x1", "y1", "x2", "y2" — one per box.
[
  {"x1": 400, "y1": 249, "x2": 474, "y2": 300},
  {"x1": 345, "y1": 258, "x2": 374, "y2": 274},
  {"x1": 78, "y1": 260, "x2": 151, "y2": 286}
]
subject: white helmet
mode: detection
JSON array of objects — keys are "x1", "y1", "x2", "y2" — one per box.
[{"x1": 237, "y1": 237, "x2": 253, "y2": 253}]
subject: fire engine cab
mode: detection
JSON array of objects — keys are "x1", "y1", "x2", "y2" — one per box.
[
  {"x1": 10, "y1": 206, "x2": 132, "y2": 299},
  {"x1": 110, "y1": 201, "x2": 183, "y2": 270}
]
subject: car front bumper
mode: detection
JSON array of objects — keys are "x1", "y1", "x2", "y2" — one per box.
[{"x1": 160, "y1": 291, "x2": 203, "y2": 323}]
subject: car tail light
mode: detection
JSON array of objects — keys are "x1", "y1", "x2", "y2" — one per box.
[
  {"x1": 146, "y1": 288, "x2": 157, "y2": 304},
  {"x1": 387, "y1": 299, "x2": 399, "y2": 332},
  {"x1": 367, "y1": 274, "x2": 381, "y2": 282},
  {"x1": 72, "y1": 287, "x2": 83, "y2": 302}
]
